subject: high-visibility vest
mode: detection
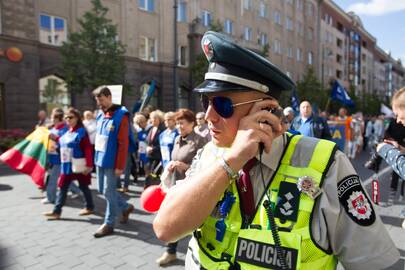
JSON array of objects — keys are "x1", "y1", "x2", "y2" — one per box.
[{"x1": 188, "y1": 135, "x2": 338, "y2": 270}]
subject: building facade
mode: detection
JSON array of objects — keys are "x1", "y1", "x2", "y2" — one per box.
[{"x1": 0, "y1": 0, "x2": 404, "y2": 130}]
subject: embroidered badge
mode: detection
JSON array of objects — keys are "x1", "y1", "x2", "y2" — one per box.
[
  {"x1": 297, "y1": 176, "x2": 322, "y2": 199},
  {"x1": 274, "y1": 182, "x2": 300, "y2": 222},
  {"x1": 202, "y1": 37, "x2": 214, "y2": 61},
  {"x1": 236, "y1": 238, "x2": 298, "y2": 270},
  {"x1": 338, "y1": 175, "x2": 375, "y2": 226}
]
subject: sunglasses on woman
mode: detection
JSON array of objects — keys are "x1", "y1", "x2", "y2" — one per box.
[
  {"x1": 64, "y1": 116, "x2": 75, "y2": 120},
  {"x1": 200, "y1": 94, "x2": 265, "y2": 118}
]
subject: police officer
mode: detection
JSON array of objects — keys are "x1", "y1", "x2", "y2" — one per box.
[{"x1": 153, "y1": 32, "x2": 399, "y2": 269}]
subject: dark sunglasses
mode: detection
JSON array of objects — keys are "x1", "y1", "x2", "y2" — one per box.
[
  {"x1": 64, "y1": 116, "x2": 75, "y2": 120},
  {"x1": 200, "y1": 95, "x2": 264, "y2": 118}
]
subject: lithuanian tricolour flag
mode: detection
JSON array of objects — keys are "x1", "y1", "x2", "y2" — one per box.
[{"x1": 0, "y1": 127, "x2": 50, "y2": 188}]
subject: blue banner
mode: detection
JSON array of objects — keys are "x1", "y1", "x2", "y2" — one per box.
[
  {"x1": 291, "y1": 88, "x2": 300, "y2": 113},
  {"x1": 328, "y1": 121, "x2": 346, "y2": 151},
  {"x1": 330, "y1": 80, "x2": 354, "y2": 107}
]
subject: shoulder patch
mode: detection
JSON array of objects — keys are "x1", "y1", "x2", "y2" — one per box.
[{"x1": 337, "y1": 175, "x2": 375, "y2": 226}]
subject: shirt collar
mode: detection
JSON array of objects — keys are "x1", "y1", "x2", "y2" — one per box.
[{"x1": 255, "y1": 133, "x2": 287, "y2": 171}]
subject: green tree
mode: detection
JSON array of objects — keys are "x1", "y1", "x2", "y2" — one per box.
[
  {"x1": 61, "y1": 0, "x2": 128, "y2": 98},
  {"x1": 295, "y1": 66, "x2": 329, "y2": 110},
  {"x1": 42, "y1": 78, "x2": 63, "y2": 103}
]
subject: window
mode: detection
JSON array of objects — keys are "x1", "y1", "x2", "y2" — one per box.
[
  {"x1": 274, "y1": 11, "x2": 282, "y2": 25},
  {"x1": 286, "y1": 17, "x2": 293, "y2": 31},
  {"x1": 296, "y1": 21, "x2": 303, "y2": 36},
  {"x1": 286, "y1": 0, "x2": 293, "y2": 5},
  {"x1": 324, "y1": 14, "x2": 333, "y2": 25},
  {"x1": 259, "y1": 1, "x2": 268, "y2": 17},
  {"x1": 337, "y1": 38, "x2": 342, "y2": 48},
  {"x1": 244, "y1": 0, "x2": 252, "y2": 10},
  {"x1": 308, "y1": 51, "x2": 313, "y2": 65},
  {"x1": 177, "y1": 2, "x2": 187, "y2": 22},
  {"x1": 177, "y1": 87, "x2": 189, "y2": 109},
  {"x1": 224, "y1": 19, "x2": 233, "y2": 34},
  {"x1": 244, "y1": 27, "x2": 252, "y2": 41},
  {"x1": 273, "y1": 39, "x2": 281, "y2": 54},
  {"x1": 296, "y1": 48, "x2": 302, "y2": 61},
  {"x1": 306, "y1": 2, "x2": 314, "y2": 16},
  {"x1": 201, "y1": 10, "x2": 212, "y2": 27},
  {"x1": 287, "y1": 46, "x2": 293, "y2": 58},
  {"x1": 178, "y1": 46, "x2": 187, "y2": 66},
  {"x1": 39, "y1": 14, "x2": 67, "y2": 46},
  {"x1": 307, "y1": 27, "x2": 313, "y2": 41},
  {"x1": 138, "y1": 0, "x2": 155, "y2": 12},
  {"x1": 296, "y1": 0, "x2": 303, "y2": 11},
  {"x1": 139, "y1": 36, "x2": 157, "y2": 62},
  {"x1": 336, "y1": 54, "x2": 342, "y2": 64},
  {"x1": 259, "y1": 33, "x2": 268, "y2": 46}
]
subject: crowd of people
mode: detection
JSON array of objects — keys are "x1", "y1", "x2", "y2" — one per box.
[{"x1": 30, "y1": 31, "x2": 405, "y2": 269}]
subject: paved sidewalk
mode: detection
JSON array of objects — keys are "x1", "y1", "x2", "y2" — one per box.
[{"x1": 0, "y1": 164, "x2": 404, "y2": 269}]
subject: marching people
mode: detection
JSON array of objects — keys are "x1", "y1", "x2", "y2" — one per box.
[
  {"x1": 153, "y1": 31, "x2": 399, "y2": 270},
  {"x1": 82, "y1": 110, "x2": 97, "y2": 147},
  {"x1": 194, "y1": 112, "x2": 211, "y2": 142},
  {"x1": 145, "y1": 110, "x2": 165, "y2": 175},
  {"x1": 159, "y1": 111, "x2": 179, "y2": 170},
  {"x1": 92, "y1": 87, "x2": 135, "y2": 238},
  {"x1": 43, "y1": 108, "x2": 95, "y2": 220},
  {"x1": 290, "y1": 100, "x2": 331, "y2": 139},
  {"x1": 335, "y1": 107, "x2": 352, "y2": 155},
  {"x1": 156, "y1": 109, "x2": 206, "y2": 266},
  {"x1": 133, "y1": 113, "x2": 150, "y2": 180},
  {"x1": 35, "y1": 109, "x2": 51, "y2": 128},
  {"x1": 43, "y1": 108, "x2": 81, "y2": 204}
]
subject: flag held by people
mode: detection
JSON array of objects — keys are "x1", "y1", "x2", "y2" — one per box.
[
  {"x1": 331, "y1": 80, "x2": 354, "y2": 107},
  {"x1": 0, "y1": 127, "x2": 50, "y2": 188},
  {"x1": 291, "y1": 88, "x2": 300, "y2": 112}
]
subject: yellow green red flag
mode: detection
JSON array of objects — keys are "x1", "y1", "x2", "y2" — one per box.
[{"x1": 0, "y1": 127, "x2": 50, "y2": 188}]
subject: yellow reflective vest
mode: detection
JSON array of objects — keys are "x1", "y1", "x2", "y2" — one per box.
[{"x1": 188, "y1": 135, "x2": 338, "y2": 270}]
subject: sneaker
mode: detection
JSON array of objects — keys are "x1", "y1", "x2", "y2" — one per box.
[
  {"x1": 120, "y1": 204, "x2": 134, "y2": 224},
  {"x1": 41, "y1": 198, "x2": 53, "y2": 204},
  {"x1": 156, "y1": 252, "x2": 177, "y2": 266},
  {"x1": 78, "y1": 208, "x2": 94, "y2": 216},
  {"x1": 402, "y1": 219, "x2": 405, "y2": 229},
  {"x1": 70, "y1": 193, "x2": 80, "y2": 199},
  {"x1": 43, "y1": 212, "x2": 60, "y2": 220}
]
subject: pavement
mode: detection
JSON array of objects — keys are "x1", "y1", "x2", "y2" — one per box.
[{"x1": 0, "y1": 148, "x2": 404, "y2": 270}]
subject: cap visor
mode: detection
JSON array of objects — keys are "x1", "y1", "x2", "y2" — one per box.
[{"x1": 193, "y1": 80, "x2": 248, "y2": 93}]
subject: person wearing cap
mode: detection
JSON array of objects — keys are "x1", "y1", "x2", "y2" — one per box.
[
  {"x1": 290, "y1": 101, "x2": 332, "y2": 140},
  {"x1": 153, "y1": 31, "x2": 398, "y2": 270},
  {"x1": 92, "y1": 87, "x2": 136, "y2": 238}
]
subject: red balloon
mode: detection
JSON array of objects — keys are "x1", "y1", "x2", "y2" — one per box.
[{"x1": 141, "y1": 185, "x2": 166, "y2": 213}]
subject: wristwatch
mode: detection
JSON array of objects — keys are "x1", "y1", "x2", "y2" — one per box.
[{"x1": 219, "y1": 157, "x2": 239, "y2": 183}]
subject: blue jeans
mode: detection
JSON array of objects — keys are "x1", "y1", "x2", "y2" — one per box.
[
  {"x1": 117, "y1": 154, "x2": 132, "y2": 188},
  {"x1": 96, "y1": 167, "x2": 129, "y2": 227},
  {"x1": 46, "y1": 164, "x2": 80, "y2": 203},
  {"x1": 53, "y1": 180, "x2": 94, "y2": 215}
]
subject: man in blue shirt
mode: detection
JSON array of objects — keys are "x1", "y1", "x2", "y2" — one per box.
[{"x1": 290, "y1": 101, "x2": 331, "y2": 140}]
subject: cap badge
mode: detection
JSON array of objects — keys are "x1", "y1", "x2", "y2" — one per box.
[
  {"x1": 202, "y1": 37, "x2": 214, "y2": 61},
  {"x1": 297, "y1": 176, "x2": 321, "y2": 199}
]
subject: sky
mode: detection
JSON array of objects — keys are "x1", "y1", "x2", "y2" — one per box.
[{"x1": 333, "y1": 0, "x2": 405, "y2": 63}]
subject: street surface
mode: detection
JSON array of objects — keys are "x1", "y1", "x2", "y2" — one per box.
[{"x1": 0, "y1": 149, "x2": 404, "y2": 269}]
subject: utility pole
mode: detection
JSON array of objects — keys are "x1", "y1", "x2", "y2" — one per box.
[{"x1": 173, "y1": 0, "x2": 178, "y2": 110}]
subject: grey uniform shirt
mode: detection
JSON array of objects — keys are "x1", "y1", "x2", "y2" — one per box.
[{"x1": 184, "y1": 134, "x2": 399, "y2": 270}]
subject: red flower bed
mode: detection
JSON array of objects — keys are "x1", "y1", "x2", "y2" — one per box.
[{"x1": 0, "y1": 129, "x2": 28, "y2": 154}]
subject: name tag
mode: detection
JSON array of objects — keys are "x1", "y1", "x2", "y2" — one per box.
[
  {"x1": 161, "y1": 146, "x2": 170, "y2": 161},
  {"x1": 95, "y1": 134, "x2": 108, "y2": 152},
  {"x1": 236, "y1": 238, "x2": 298, "y2": 270},
  {"x1": 138, "y1": 141, "x2": 147, "y2": 154},
  {"x1": 60, "y1": 147, "x2": 72, "y2": 163}
]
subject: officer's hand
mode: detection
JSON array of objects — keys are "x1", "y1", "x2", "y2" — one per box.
[
  {"x1": 115, "y1": 169, "x2": 123, "y2": 177},
  {"x1": 228, "y1": 98, "x2": 282, "y2": 160}
]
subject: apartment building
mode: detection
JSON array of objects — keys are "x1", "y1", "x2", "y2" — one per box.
[
  {"x1": 0, "y1": 0, "x2": 403, "y2": 129},
  {"x1": 320, "y1": 0, "x2": 404, "y2": 100}
]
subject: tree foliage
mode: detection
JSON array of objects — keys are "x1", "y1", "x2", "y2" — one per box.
[
  {"x1": 42, "y1": 79, "x2": 63, "y2": 103},
  {"x1": 295, "y1": 66, "x2": 329, "y2": 111},
  {"x1": 61, "y1": 0, "x2": 128, "y2": 95}
]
